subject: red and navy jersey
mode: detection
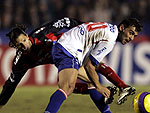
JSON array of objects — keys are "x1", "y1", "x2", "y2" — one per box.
[
  {"x1": 29, "y1": 17, "x2": 83, "y2": 45},
  {"x1": 0, "y1": 17, "x2": 83, "y2": 105},
  {"x1": 13, "y1": 17, "x2": 83, "y2": 73}
]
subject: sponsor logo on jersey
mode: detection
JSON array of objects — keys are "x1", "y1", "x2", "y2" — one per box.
[
  {"x1": 14, "y1": 51, "x2": 22, "y2": 65},
  {"x1": 78, "y1": 25, "x2": 85, "y2": 35},
  {"x1": 53, "y1": 17, "x2": 70, "y2": 28},
  {"x1": 97, "y1": 47, "x2": 107, "y2": 55},
  {"x1": 108, "y1": 24, "x2": 115, "y2": 33}
]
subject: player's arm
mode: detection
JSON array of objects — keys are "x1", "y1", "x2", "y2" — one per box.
[
  {"x1": 0, "y1": 70, "x2": 27, "y2": 107},
  {"x1": 69, "y1": 18, "x2": 84, "y2": 28},
  {"x1": 83, "y1": 39, "x2": 115, "y2": 97},
  {"x1": 29, "y1": 17, "x2": 84, "y2": 44},
  {"x1": 84, "y1": 58, "x2": 110, "y2": 98},
  {"x1": 0, "y1": 52, "x2": 28, "y2": 107}
]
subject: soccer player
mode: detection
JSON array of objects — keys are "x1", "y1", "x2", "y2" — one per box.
[
  {"x1": 0, "y1": 17, "x2": 82, "y2": 106},
  {"x1": 0, "y1": 17, "x2": 115, "y2": 113},
  {"x1": 44, "y1": 18, "x2": 142, "y2": 113},
  {"x1": 0, "y1": 17, "x2": 142, "y2": 112}
]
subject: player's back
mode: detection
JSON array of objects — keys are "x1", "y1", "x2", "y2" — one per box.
[{"x1": 57, "y1": 22, "x2": 118, "y2": 65}]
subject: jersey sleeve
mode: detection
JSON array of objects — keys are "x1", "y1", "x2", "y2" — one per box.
[
  {"x1": 29, "y1": 17, "x2": 83, "y2": 35},
  {"x1": 89, "y1": 41, "x2": 115, "y2": 65},
  {"x1": 28, "y1": 17, "x2": 84, "y2": 45},
  {"x1": 89, "y1": 23, "x2": 118, "y2": 66},
  {"x1": 0, "y1": 51, "x2": 28, "y2": 105},
  {"x1": 69, "y1": 18, "x2": 84, "y2": 28}
]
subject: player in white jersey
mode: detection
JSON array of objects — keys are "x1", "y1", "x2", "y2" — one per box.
[
  {"x1": 58, "y1": 22, "x2": 118, "y2": 66},
  {"x1": 44, "y1": 18, "x2": 142, "y2": 113}
]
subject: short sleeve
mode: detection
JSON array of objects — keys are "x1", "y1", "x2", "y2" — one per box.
[{"x1": 89, "y1": 41, "x2": 115, "y2": 65}]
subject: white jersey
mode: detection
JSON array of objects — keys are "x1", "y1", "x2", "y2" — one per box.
[{"x1": 57, "y1": 22, "x2": 118, "y2": 65}]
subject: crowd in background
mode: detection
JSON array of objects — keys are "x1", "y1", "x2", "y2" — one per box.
[{"x1": 0, "y1": 0, "x2": 150, "y2": 29}]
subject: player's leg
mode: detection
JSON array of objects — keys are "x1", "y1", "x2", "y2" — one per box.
[
  {"x1": 58, "y1": 68, "x2": 78, "y2": 96},
  {"x1": 96, "y1": 63, "x2": 128, "y2": 89},
  {"x1": 73, "y1": 67, "x2": 91, "y2": 94},
  {"x1": 96, "y1": 63, "x2": 136, "y2": 105},
  {"x1": 78, "y1": 66, "x2": 91, "y2": 82},
  {"x1": 44, "y1": 43, "x2": 80, "y2": 113},
  {"x1": 44, "y1": 68, "x2": 78, "y2": 113},
  {"x1": 78, "y1": 63, "x2": 128, "y2": 89},
  {"x1": 88, "y1": 85, "x2": 112, "y2": 113},
  {"x1": 76, "y1": 68, "x2": 115, "y2": 112}
]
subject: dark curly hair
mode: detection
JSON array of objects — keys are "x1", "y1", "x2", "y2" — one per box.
[
  {"x1": 6, "y1": 24, "x2": 27, "y2": 48},
  {"x1": 118, "y1": 18, "x2": 143, "y2": 32}
]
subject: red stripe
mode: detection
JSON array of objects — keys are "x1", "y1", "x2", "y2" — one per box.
[
  {"x1": 88, "y1": 87, "x2": 96, "y2": 89},
  {"x1": 45, "y1": 33, "x2": 58, "y2": 41},
  {"x1": 34, "y1": 38, "x2": 42, "y2": 44},
  {"x1": 87, "y1": 22, "x2": 107, "y2": 32},
  {"x1": 29, "y1": 36, "x2": 34, "y2": 44},
  {"x1": 94, "y1": 39, "x2": 108, "y2": 44},
  {"x1": 58, "y1": 89, "x2": 68, "y2": 99}
]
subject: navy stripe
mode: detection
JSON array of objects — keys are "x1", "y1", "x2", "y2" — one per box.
[
  {"x1": 56, "y1": 43, "x2": 74, "y2": 57},
  {"x1": 77, "y1": 49, "x2": 82, "y2": 52},
  {"x1": 89, "y1": 55, "x2": 99, "y2": 66}
]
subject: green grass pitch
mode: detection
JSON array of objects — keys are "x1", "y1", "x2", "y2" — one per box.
[{"x1": 0, "y1": 85, "x2": 149, "y2": 113}]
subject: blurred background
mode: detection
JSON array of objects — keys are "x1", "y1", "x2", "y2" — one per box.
[
  {"x1": 0, "y1": 0, "x2": 150, "y2": 86},
  {"x1": 0, "y1": 0, "x2": 150, "y2": 113}
]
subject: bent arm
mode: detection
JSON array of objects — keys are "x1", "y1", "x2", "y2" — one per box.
[
  {"x1": 84, "y1": 59, "x2": 110, "y2": 98},
  {"x1": 0, "y1": 51, "x2": 28, "y2": 106},
  {"x1": 84, "y1": 59, "x2": 101, "y2": 88}
]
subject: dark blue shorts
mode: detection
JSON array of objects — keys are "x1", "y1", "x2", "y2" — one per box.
[{"x1": 51, "y1": 43, "x2": 80, "y2": 72}]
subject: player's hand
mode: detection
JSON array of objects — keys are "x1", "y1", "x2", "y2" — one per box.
[{"x1": 96, "y1": 86, "x2": 110, "y2": 98}]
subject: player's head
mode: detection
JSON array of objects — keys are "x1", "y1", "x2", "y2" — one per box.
[
  {"x1": 6, "y1": 24, "x2": 32, "y2": 52},
  {"x1": 117, "y1": 18, "x2": 143, "y2": 45}
]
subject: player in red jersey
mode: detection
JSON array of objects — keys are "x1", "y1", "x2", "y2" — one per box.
[{"x1": 0, "y1": 17, "x2": 83, "y2": 106}]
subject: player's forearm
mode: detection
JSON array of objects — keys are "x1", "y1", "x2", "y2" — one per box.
[
  {"x1": 84, "y1": 60, "x2": 102, "y2": 89},
  {"x1": 0, "y1": 78, "x2": 18, "y2": 105},
  {"x1": 0, "y1": 71, "x2": 26, "y2": 105}
]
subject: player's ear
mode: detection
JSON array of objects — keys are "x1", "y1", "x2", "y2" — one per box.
[{"x1": 119, "y1": 24, "x2": 125, "y2": 32}]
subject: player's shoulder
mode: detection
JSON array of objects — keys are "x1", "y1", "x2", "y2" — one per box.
[
  {"x1": 105, "y1": 22, "x2": 118, "y2": 34},
  {"x1": 104, "y1": 22, "x2": 118, "y2": 41}
]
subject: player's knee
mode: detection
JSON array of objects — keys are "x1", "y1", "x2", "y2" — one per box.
[
  {"x1": 67, "y1": 84, "x2": 75, "y2": 96},
  {"x1": 69, "y1": 83, "x2": 76, "y2": 91},
  {"x1": 59, "y1": 82, "x2": 75, "y2": 96}
]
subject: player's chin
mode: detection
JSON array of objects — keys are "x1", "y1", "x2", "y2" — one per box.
[
  {"x1": 21, "y1": 47, "x2": 30, "y2": 52},
  {"x1": 25, "y1": 48, "x2": 31, "y2": 52}
]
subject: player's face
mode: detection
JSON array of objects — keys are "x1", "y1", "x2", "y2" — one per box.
[
  {"x1": 16, "y1": 34, "x2": 32, "y2": 52},
  {"x1": 118, "y1": 25, "x2": 138, "y2": 45}
]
